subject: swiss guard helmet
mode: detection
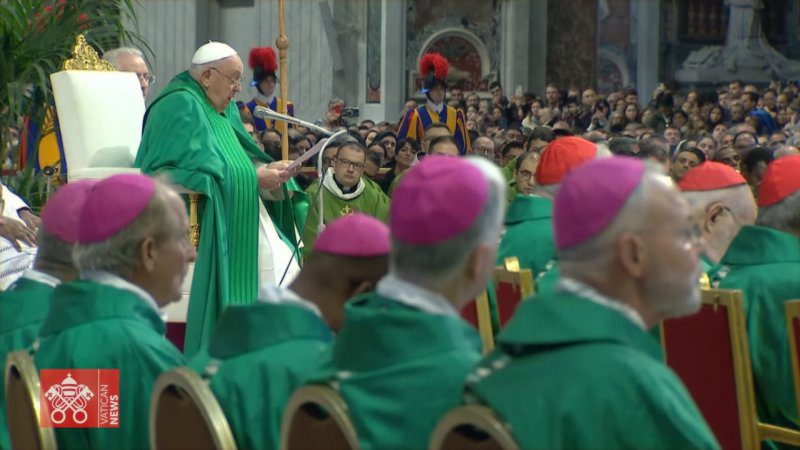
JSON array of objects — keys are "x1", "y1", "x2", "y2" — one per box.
[
  {"x1": 249, "y1": 46, "x2": 278, "y2": 95},
  {"x1": 419, "y1": 52, "x2": 449, "y2": 97}
]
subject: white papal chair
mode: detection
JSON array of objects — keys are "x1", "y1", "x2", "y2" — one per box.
[{"x1": 49, "y1": 35, "x2": 195, "y2": 351}]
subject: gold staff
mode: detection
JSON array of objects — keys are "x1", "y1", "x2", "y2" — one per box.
[{"x1": 276, "y1": 0, "x2": 290, "y2": 161}]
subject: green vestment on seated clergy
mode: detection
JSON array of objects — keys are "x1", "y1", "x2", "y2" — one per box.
[
  {"x1": 709, "y1": 225, "x2": 800, "y2": 433},
  {"x1": 135, "y1": 71, "x2": 308, "y2": 357},
  {"x1": 303, "y1": 294, "x2": 482, "y2": 450},
  {"x1": 0, "y1": 275, "x2": 57, "y2": 450},
  {"x1": 189, "y1": 301, "x2": 332, "y2": 450},
  {"x1": 465, "y1": 291, "x2": 719, "y2": 450},
  {"x1": 34, "y1": 281, "x2": 185, "y2": 450},
  {"x1": 303, "y1": 175, "x2": 389, "y2": 254},
  {"x1": 497, "y1": 195, "x2": 556, "y2": 278}
]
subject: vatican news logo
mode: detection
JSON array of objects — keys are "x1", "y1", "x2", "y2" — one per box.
[{"x1": 39, "y1": 369, "x2": 120, "y2": 428}]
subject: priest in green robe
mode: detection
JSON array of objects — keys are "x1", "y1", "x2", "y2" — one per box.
[
  {"x1": 34, "y1": 174, "x2": 196, "y2": 450},
  {"x1": 303, "y1": 155, "x2": 507, "y2": 450},
  {"x1": 466, "y1": 158, "x2": 719, "y2": 449},
  {"x1": 0, "y1": 180, "x2": 94, "y2": 450},
  {"x1": 710, "y1": 155, "x2": 800, "y2": 434},
  {"x1": 189, "y1": 214, "x2": 390, "y2": 449},
  {"x1": 678, "y1": 162, "x2": 757, "y2": 276},
  {"x1": 136, "y1": 41, "x2": 306, "y2": 357},
  {"x1": 303, "y1": 140, "x2": 389, "y2": 254}
]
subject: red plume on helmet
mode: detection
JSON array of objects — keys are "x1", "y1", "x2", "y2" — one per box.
[
  {"x1": 249, "y1": 47, "x2": 277, "y2": 73},
  {"x1": 419, "y1": 52, "x2": 449, "y2": 82}
]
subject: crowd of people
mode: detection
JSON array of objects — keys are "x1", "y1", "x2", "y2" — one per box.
[{"x1": 0, "y1": 39, "x2": 799, "y2": 450}]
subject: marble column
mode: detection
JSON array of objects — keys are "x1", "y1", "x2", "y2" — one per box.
[
  {"x1": 360, "y1": 0, "x2": 405, "y2": 123},
  {"x1": 500, "y1": 0, "x2": 533, "y2": 95},
  {"x1": 635, "y1": 0, "x2": 660, "y2": 108}
]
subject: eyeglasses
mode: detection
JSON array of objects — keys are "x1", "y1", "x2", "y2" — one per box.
[
  {"x1": 516, "y1": 170, "x2": 534, "y2": 181},
  {"x1": 336, "y1": 158, "x2": 365, "y2": 170},
  {"x1": 210, "y1": 67, "x2": 243, "y2": 88},
  {"x1": 635, "y1": 224, "x2": 703, "y2": 251},
  {"x1": 135, "y1": 72, "x2": 155, "y2": 84}
]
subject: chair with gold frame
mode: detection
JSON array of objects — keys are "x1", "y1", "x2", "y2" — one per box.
[
  {"x1": 428, "y1": 404, "x2": 520, "y2": 450},
  {"x1": 459, "y1": 290, "x2": 496, "y2": 354},
  {"x1": 149, "y1": 367, "x2": 237, "y2": 450},
  {"x1": 280, "y1": 384, "x2": 359, "y2": 450},
  {"x1": 492, "y1": 257, "x2": 534, "y2": 328},
  {"x1": 4, "y1": 350, "x2": 56, "y2": 450},
  {"x1": 784, "y1": 300, "x2": 800, "y2": 426},
  {"x1": 662, "y1": 289, "x2": 800, "y2": 449}
]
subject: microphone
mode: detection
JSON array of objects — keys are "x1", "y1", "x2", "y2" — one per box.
[{"x1": 252, "y1": 106, "x2": 334, "y2": 137}]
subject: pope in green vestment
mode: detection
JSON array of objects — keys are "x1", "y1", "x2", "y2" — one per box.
[
  {"x1": 136, "y1": 70, "x2": 307, "y2": 356},
  {"x1": 303, "y1": 170, "x2": 389, "y2": 254},
  {"x1": 33, "y1": 278, "x2": 186, "y2": 450},
  {"x1": 189, "y1": 295, "x2": 333, "y2": 450},
  {"x1": 465, "y1": 289, "x2": 719, "y2": 449},
  {"x1": 303, "y1": 285, "x2": 482, "y2": 450},
  {"x1": 0, "y1": 270, "x2": 59, "y2": 450},
  {"x1": 710, "y1": 225, "x2": 800, "y2": 432}
]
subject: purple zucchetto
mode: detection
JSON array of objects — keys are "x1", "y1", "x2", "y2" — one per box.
[
  {"x1": 40, "y1": 180, "x2": 97, "y2": 243},
  {"x1": 78, "y1": 174, "x2": 156, "y2": 244},
  {"x1": 313, "y1": 213, "x2": 390, "y2": 257},
  {"x1": 391, "y1": 156, "x2": 489, "y2": 245},
  {"x1": 554, "y1": 157, "x2": 646, "y2": 250}
]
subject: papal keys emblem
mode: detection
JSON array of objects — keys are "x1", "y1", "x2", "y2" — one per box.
[{"x1": 43, "y1": 373, "x2": 95, "y2": 424}]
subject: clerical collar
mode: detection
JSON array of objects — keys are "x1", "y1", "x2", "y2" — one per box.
[
  {"x1": 427, "y1": 99, "x2": 445, "y2": 115},
  {"x1": 322, "y1": 168, "x2": 365, "y2": 200},
  {"x1": 258, "y1": 283, "x2": 323, "y2": 319},
  {"x1": 257, "y1": 93, "x2": 275, "y2": 106},
  {"x1": 334, "y1": 175, "x2": 356, "y2": 194},
  {"x1": 81, "y1": 270, "x2": 168, "y2": 322},
  {"x1": 556, "y1": 277, "x2": 646, "y2": 330},
  {"x1": 376, "y1": 273, "x2": 458, "y2": 317},
  {"x1": 23, "y1": 268, "x2": 60, "y2": 288}
]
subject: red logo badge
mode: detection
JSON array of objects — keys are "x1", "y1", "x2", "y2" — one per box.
[{"x1": 39, "y1": 369, "x2": 120, "y2": 428}]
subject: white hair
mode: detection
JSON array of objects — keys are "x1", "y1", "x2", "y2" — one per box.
[
  {"x1": 390, "y1": 157, "x2": 507, "y2": 287},
  {"x1": 757, "y1": 190, "x2": 800, "y2": 233},
  {"x1": 188, "y1": 56, "x2": 235, "y2": 80},
  {"x1": 682, "y1": 184, "x2": 755, "y2": 223},
  {"x1": 72, "y1": 182, "x2": 179, "y2": 276},
  {"x1": 559, "y1": 162, "x2": 666, "y2": 272},
  {"x1": 102, "y1": 47, "x2": 145, "y2": 70}
]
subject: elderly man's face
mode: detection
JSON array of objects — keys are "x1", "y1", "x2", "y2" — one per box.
[
  {"x1": 201, "y1": 56, "x2": 243, "y2": 113},
  {"x1": 333, "y1": 146, "x2": 366, "y2": 188},
  {"x1": 472, "y1": 137, "x2": 495, "y2": 158},
  {"x1": 149, "y1": 190, "x2": 198, "y2": 305},
  {"x1": 640, "y1": 176, "x2": 702, "y2": 319},
  {"x1": 116, "y1": 53, "x2": 151, "y2": 98}
]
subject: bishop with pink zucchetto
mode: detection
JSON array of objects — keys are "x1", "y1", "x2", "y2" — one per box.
[
  {"x1": 34, "y1": 174, "x2": 196, "y2": 450},
  {"x1": 464, "y1": 157, "x2": 719, "y2": 449}
]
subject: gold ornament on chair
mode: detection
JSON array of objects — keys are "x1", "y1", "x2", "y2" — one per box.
[{"x1": 61, "y1": 34, "x2": 116, "y2": 71}]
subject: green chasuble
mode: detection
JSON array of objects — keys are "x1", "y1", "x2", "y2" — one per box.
[
  {"x1": 304, "y1": 293, "x2": 482, "y2": 450},
  {"x1": 0, "y1": 273, "x2": 57, "y2": 450},
  {"x1": 709, "y1": 225, "x2": 800, "y2": 432},
  {"x1": 136, "y1": 71, "x2": 305, "y2": 357},
  {"x1": 188, "y1": 301, "x2": 332, "y2": 450},
  {"x1": 303, "y1": 175, "x2": 390, "y2": 254},
  {"x1": 498, "y1": 195, "x2": 556, "y2": 277},
  {"x1": 465, "y1": 291, "x2": 719, "y2": 450},
  {"x1": 34, "y1": 280, "x2": 185, "y2": 450}
]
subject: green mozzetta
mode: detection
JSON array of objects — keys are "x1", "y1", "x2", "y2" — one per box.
[
  {"x1": 709, "y1": 225, "x2": 800, "y2": 432},
  {"x1": 135, "y1": 71, "x2": 307, "y2": 356},
  {"x1": 497, "y1": 195, "x2": 556, "y2": 277},
  {"x1": 0, "y1": 276, "x2": 56, "y2": 450},
  {"x1": 34, "y1": 281, "x2": 185, "y2": 450},
  {"x1": 303, "y1": 293, "x2": 481, "y2": 450},
  {"x1": 189, "y1": 302, "x2": 332, "y2": 450},
  {"x1": 465, "y1": 292, "x2": 719, "y2": 450},
  {"x1": 302, "y1": 177, "x2": 389, "y2": 253}
]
